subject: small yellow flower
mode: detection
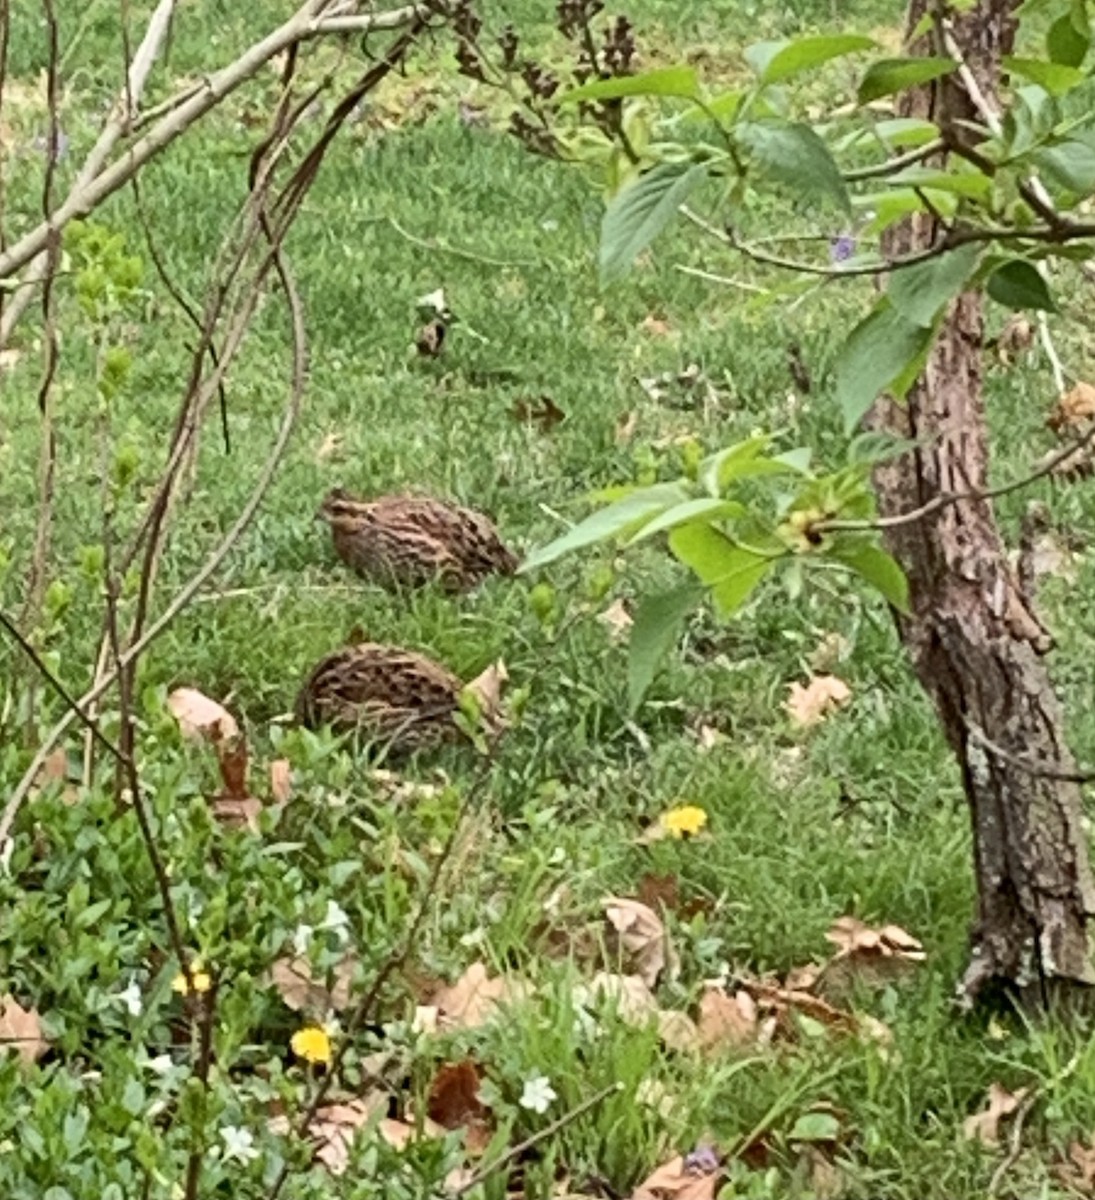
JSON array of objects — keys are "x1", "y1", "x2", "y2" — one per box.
[
  {"x1": 171, "y1": 961, "x2": 212, "y2": 995},
  {"x1": 660, "y1": 804, "x2": 708, "y2": 839},
  {"x1": 291, "y1": 1025, "x2": 332, "y2": 1065}
]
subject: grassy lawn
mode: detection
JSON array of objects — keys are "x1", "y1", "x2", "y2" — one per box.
[{"x1": 4, "y1": 0, "x2": 1095, "y2": 1196}]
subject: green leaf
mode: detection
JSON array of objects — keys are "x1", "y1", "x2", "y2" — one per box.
[
  {"x1": 857, "y1": 57, "x2": 957, "y2": 104},
  {"x1": 887, "y1": 243, "x2": 982, "y2": 327},
  {"x1": 789, "y1": 1112, "x2": 842, "y2": 1143},
  {"x1": 628, "y1": 584, "x2": 704, "y2": 713},
  {"x1": 627, "y1": 497, "x2": 746, "y2": 543},
  {"x1": 599, "y1": 161, "x2": 708, "y2": 281},
  {"x1": 667, "y1": 525, "x2": 774, "y2": 615},
  {"x1": 1034, "y1": 139, "x2": 1095, "y2": 194},
  {"x1": 699, "y1": 435, "x2": 771, "y2": 494},
  {"x1": 874, "y1": 117, "x2": 941, "y2": 146},
  {"x1": 519, "y1": 483, "x2": 690, "y2": 571},
  {"x1": 1004, "y1": 56, "x2": 1085, "y2": 95},
  {"x1": 1047, "y1": 10, "x2": 1090, "y2": 67},
  {"x1": 835, "y1": 300, "x2": 936, "y2": 432},
  {"x1": 737, "y1": 120, "x2": 849, "y2": 212},
  {"x1": 986, "y1": 260, "x2": 1057, "y2": 311},
  {"x1": 831, "y1": 542, "x2": 910, "y2": 611},
  {"x1": 560, "y1": 65, "x2": 700, "y2": 104},
  {"x1": 745, "y1": 35, "x2": 875, "y2": 84},
  {"x1": 888, "y1": 165, "x2": 993, "y2": 201}
]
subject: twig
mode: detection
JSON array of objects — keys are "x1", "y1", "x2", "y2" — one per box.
[
  {"x1": 987, "y1": 1087, "x2": 1039, "y2": 1197},
  {"x1": 815, "y1": 417, "x2": 1095, "y2": 534},
  {"x1": 674, "y1": 264, "x2": 764, "y2": 293},
  {"x1": 966, "y1": 723, "x2": 1095, "y2": 786},
  {"x1": 264, "y1": 757, "x2": 495, "y2": 1200},
  {"x1": 0, "y1": 0, "x2": 179, "y2": 347},
  {"x1": 0, "y1": 2, "x2": 430, "y2": 286},
  {"x1": 843, "y1": 138, "x2": 944, "y2": 181},
  {"x1": 450, "y1": 1082, "x2": 624, "y2": 1197}
]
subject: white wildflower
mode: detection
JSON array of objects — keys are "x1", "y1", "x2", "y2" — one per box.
[
  {"x1": 518, "y1": 1074, "x2": 557, "y2": 1115},
  {"x1": 318, "y1": 899, "x2": 351, "y2": 943},
  {"x1": 113, "y1": 980, "x2": 143, "y2": 1017},
  {"x1": 291, "y1": 924, "x2": 314, "y2": 956},
  {"x1": 220, "y1": 1125, "x2": 260, "y2": 1164}
]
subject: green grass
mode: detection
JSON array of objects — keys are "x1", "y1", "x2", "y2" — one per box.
[{"x1": 4, "y1": 1, "x2": 1095, "y2": 1197}]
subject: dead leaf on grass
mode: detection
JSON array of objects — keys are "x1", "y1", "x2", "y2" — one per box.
[
  {"x1": 963, "y1": 1081, "x2": 1029, "y2": 1147},
  {"x1": 821, "y1": 916, "x2": 925, "y2": 991},
  {"x1": 270, "y1": 955, "x2": 355, "y2": 1014},
  {"x1": 426, "y1": 1058, "x2": 493, "y2": 1154},
  {"x1": 465, "y1": 660, "x2": 508, "y2": 722},
  {"x1": 1048, "y1": 381, "x2": 1095, "y2": 433},
  {"x1": 432, "y1": 961, "x2": 530, "y2": 1030},
  {"x1": 270, "y1": 758, "x2": 293, "y2": 803},
  {"x1": 575, "y1": 972, "x2": 659, "y2": 1026},
  {"x1": 167, "y1": 687, "x2": 239, "y2": 742},
  {"x1": 0, "y1": 994, "x2": 49, "y2": 1065},
  {"x1": 415, "y1": 318, "x2": 447, "y2": 357},
  {"x1": 597, "y1": 598, "x2": 633, "y2": 642},
  {"x1": 511, "y1": 394, "x2": 566, "y2": 433},
  {"x1": 603, "y1": 896, "x2": 679, "y2": 987},
  {"x1": 784, "y1": 675, "x2": 851, "y2": 728},
  {"x1": 640, "y1": 314, "x2": 673, "y2": 337},
  {"x1": 315, "y1": 431, "x2": 344, "y2": 461},
  {"x1": 209, "y1": 797, "x2": 263, "y2": 832},
  {"x1": 0, "y1": 347, "x2": 22, "y2": 373},
  {"x1": 30, "y1": 747, "x2": 79, "y2": 805},
  {"x1": 696, "y1": 987, "x2": 758, "y2": 1054},
  {"x1": 1056, "y1": 1133, "x2": 1095, "y2": 1194},
  {"x1": 632, "y1": 1151, "x2": 722, "y2": 1200},
  {"x1": 615, "y1": 410, "x2": 639, "y2": 445}
]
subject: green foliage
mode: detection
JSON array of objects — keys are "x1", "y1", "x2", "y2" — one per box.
[
  {"x1": 856, "y1": 56, "x2": 958, "y2": 103},
  {"x1": 834, "y1": 300, "x2": 935, "y2": 431},
  {"x1": 986, "y1": 259, "x2": 1058, "y2": 310},
  {"x1": 736, "y1": 120, "x2": 850, "y2": 212},
  {"x1": 599, "y1": 161, "x2": 709, "y2": 281},
  {"x1": 743, "y1": 34, "x2": 876, "y2": 84}
]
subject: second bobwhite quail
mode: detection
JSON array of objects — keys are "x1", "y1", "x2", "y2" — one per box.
[
  {"x1": 317, "y1": 487, "x2": 518, "y2": 592},
  {"x1": 294, "y1": 642, "x2": 471, "y2": 755}
]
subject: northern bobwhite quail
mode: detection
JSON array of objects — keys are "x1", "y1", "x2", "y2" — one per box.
[
  {"x1": 294, "y1": 642, "x2": 469, "y2": 755},
  {"x1": 317, "y1": 487, "x2": 518, "y2": 592}
]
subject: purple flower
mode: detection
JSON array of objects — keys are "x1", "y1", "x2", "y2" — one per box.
[
  {"x1": 829, "y1": 233, "x2": 856, "y2": 263},
  {"x1": 683, "y1": 1143, "x2": 721, "y2": 1174}
]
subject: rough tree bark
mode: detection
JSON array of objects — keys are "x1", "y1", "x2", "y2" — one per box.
[{"x1": 873, "y1": 0, "x2": 1095, "y2": 1004}]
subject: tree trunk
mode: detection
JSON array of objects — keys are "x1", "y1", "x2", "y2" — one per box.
[{"x1": 872, "y1": 0, "x2": 1095, "y2": 1005}]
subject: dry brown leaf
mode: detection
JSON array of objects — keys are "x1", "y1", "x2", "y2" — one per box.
[
  {"x1": 1049, "y1": 381, "x2": 1095, "y2": 433},
  {"x1": 576, "y1": 972, "x2": 659, "y2": 1026},
  {"x1": 821, "y1": 916, "x2": 926, "y2": 992},
  {"x1": 167, "y1": 687, "x2": 239, "y2": 742},
  {"x1": 315, "y1": 431, "x2": 344, "y2": 461},
  {"x1": 640, "y1": 314, "x2": 673, "y2": 337},
  {"x1": 216, "y1": 736, "x2": 249, "y2": 798},
  {"x1": 1056, "y1": 1133, "x2": 1095, "y2": 1194},
  {"x1": 270, "y1": 759, "x2": 293, "y2": 804},
  {"x1": 466, "y1": 660, "x2": 508, "y2": 721},
  {"x1": 432, "y1": 962, "x2": 529, "y2": 1030},
  {"x1": 270, "y1": 955, "x2": 355, "y2": 1013},
  {"x1": 0, "y1": 994, "x2": 48, "y2": 1065},
  {"x1": 632, "y1": 1154, "x2": 721, "y2": 1200},
  {"x1": 994, "y1": 314, "x2": 1035, "y2": 366},
  {"x1": 803, "y1": 1146, "x2": 846, "y2": 1200},
  {"x1": 426, "y1": 1059, "x2": 493, "y2": 1154},
  {"x1": 511, "y1": 394, "x2": 567, "y2": 433},
  {"x1": 963, "y1": 1082, "x2": 1029, "y2": 1147},
  {"x1": 615, "y1": 410, "x2": 639, "y2": 445},
  {"x1": 637, "y1": 872, "x2": 680, "y2": 914},
  {"x1": 597, "y1": 598, "x2": 634, "y2": 642},
  {"x1": 784, "y1": 675, "x2": 851, "y2": 728},
  {"x1": 209, "y1": 797, "x2": 263, "y2": 833},
  {"x1": 604, "y1": 896, "x2": 678, "y2": 987},
  {"x1": 696, "y1": 987, "x2": 758, "y2": 1053},
  {"x1": 30, "y1": 747, "x2": 79, "y2": 804},
  {"x1": 657, "y1": 1008, "x2": 700, "y2": 1053}
]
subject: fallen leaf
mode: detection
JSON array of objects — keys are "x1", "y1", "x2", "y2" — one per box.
[
  {"x1": 30, "y1": 747, "x2": 79, "y2": 804},
  {"x1": 637, "y1": 872, "x2": 680, "y2": 913},
  {"x1": 1056, "y1": 1133, "x2": 1095, "y2": 1194},
  {"x1": 784, "y1": 675, "x2": 851, "y2": 728},
  {"x1": 270, "y1": 955, "x2": 355, "y2": 1013},
  {"x1": 1048, "y1": 381, "x2": 1095, "y2": 433},
  {"x1": 270, "y1": 1093, "x2": 428, "y2": 1175},
  {"x1": 0, "y1": 347, "x2": 21, "y2": 373},
  {"x1": 696, "y1": 987, "x2": 757, "y2": 1054},
  {"x1": 432, "y1": 962, "x2": 529, "y2": 1030},
  {"x1": 216, "y1": 736, "x2": 249, "y2": 798},
  {"x1": 315, "y1": 431, "x2": 344, "y2": 461},
  {"x1": 603, "y1": 896, "x2": 678, "y2": 988},
  {"x1": 597, "y1": 598, "x2": 633, "y2": 642},
  {"x1": 167, "y1": 688, "x2": 239, "y2": 742},
  {"x1": 0, "y1": 995, "x2": 48, "y2": 1065},
  {"x1": 632, "y1": 1152, "x2": 721, "y2": 1200},
  {"x1": 994, "y1": 314, "x2": 1035, "y2": 365},
  {"x1": 640, "y1": 314, "x2": 673, "y2": 337},
  {"x1": 511, "y1": 394, "x2": 566, "y2": 433},
  {"x1": 615, "y1": 410, "x2": 639, "y2": 445},
  {"x1": 416, "y1": 318, "x2": 447, "y2": 357},
  {"x1": 575, "y1": 972, "x2": 659, "y2": 1026},
  {"x1": 821, "y1": 916, "x2": 926, "y2": 992},
  {"x1": 465, "y1": 660, "x2": 508, "y2": 723},
  {"x1": 963, "y1": 1082, "x2": 1029, "y2": 1147},
  {"x1": 658, "y1": 1008, "x2": 700, "y2": 1053},
  {"x1": 270, "y1": 759, "x2": 293, "y2": 803},
  {"x1": 209, "y1": 797, "x2": 263, "y2": 833},
  {"x1": 426, "y1": 1059, "x2": 493, "y2": 1154},
  {"x1": 694, "y1": 724, "x2": 725, "y2": 753}
]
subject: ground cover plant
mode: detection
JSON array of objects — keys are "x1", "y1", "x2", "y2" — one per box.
[{"x1": 4, "y1": 0, "x2": 1095, "y2": 1197}]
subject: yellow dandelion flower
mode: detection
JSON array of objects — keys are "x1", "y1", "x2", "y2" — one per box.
[
  {"x1": 660, "y1": 804, "x2": 708, "y2": 839},
  {"x1": 171, "y1": 961, "x2": 212, "y2": 995},
  {"x1": 291, "y1": 1026, "x2": 332, "y2": 1065}
]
